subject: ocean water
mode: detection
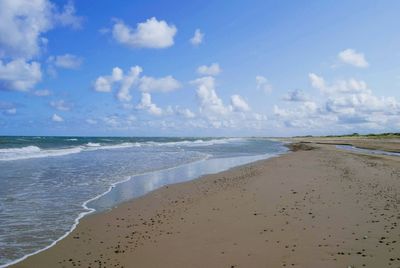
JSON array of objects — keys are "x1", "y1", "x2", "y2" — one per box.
[{"x1": 0, "y1": 136, "x2": 287, "y2": 267}]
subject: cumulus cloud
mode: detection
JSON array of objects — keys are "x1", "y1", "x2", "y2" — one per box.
[
  {"x1": 117, "y1": 67, "x2": 142, "y2": 102},
  {"x1": 196, "y1": 63, "x2": 221, "y2": 76},
  {"x1": 53, "y1": 1, "x2": 83, "y2": 29},
  {"x1": 231, "y1": 94, "x2": 250, "y2": 112},
  {"x1": 101, "y1": 115, "x2": 137, "y2": 129},
  {"x1": 338, "y1": 49, "x2": 369, "y2": 68},
  {"x1": 256, "y1": 75, "x2": 272, "y2": 93},
  {"x1": 0, "y1": 0, "x2": 82, "y2": 59},
  {"x1": 309, "y1": 73, "x2": 369, "y2": 95},
  {"x1": 136, "y1": 92, "x2": 163, "y2": 116},
  {"x1": 308, "y1": 73, "x2": 326, "y2": 91},
  {"x1": 52, "y1": 113, "x2": 63, "y2": 122},
  {"x1": 0, "y1": 59, "x2": 42, "y2": 91},
  {"x1": 283, "y1": 89, "x2": 308, "y2": 102},
  {"x1": 94, "y1": 66, "x2": 142, "y2": 102},
  {"x1": 163, "y1": 106, "x2": 196, "y2": 118},
  {"x1": 112, "y1": 17, "x2": 177, "y2": 49},
  {"x1": 272, "y1": 101, "x2": 329, "y2": 129},
  {"x1": 50, "y1": 99, "x2": 71, "y2": 111},
  {"x1": 48, "y1": 54, "x2": 83, "y2": 69},
  {"x1": 190, "y1": 29, "x2": 204, "y2": 46},
  {"x1": 139, "y1": 75, "x2": 181, "y2": 93},
  {"x1": 94, "y1": 66, "x2": 180, "y2": 102},
  {"x1": 176, "y1": 107, "x2": 196, "y2": 118},
  {"x1": 275, "y1": 73, "x2": 400, "y2": 131},
  {"x1": 191, "y1": 76, "x2": 260, "y2": 130},
  {"x1": 325, "y1": 91, "x2": 398, "y2": 116},
  {"x1": 273, "y1": 73, "x2": 400, "y2": 132},
  {"x1": 192, "y1": 76, "x2": 230, "y2": 117},
  {"x1": 94, "y1": 76, "x2": 113, "y2": 93}
]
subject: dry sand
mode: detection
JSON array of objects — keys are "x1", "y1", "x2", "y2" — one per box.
[{"x1": 12, "y1": 142, "x2": 400, "y2": 268}]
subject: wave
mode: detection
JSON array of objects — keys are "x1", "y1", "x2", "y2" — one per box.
[
  {"x1": 0, "y1": 138, "x2": 244, "y2": 161},
  {"x1": 0, "y1": 143, "x2": 142, "y2": 161},
  {"x1": 0, "y1": 146, "x2": 84, "y2": 161},
  {"x1": 86, "y1": 142, "x2": 101, "y2": 147},
  {"x1": 87, "y1": 142, "x2": 140, "y2": 150},
  {"x1": 143, "y1": 138, "x2": 243, "y2": 147}
]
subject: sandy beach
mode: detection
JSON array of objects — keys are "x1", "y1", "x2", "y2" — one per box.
[{"x1": 12, "y1": 141, "x2": 400, "y2": 268}]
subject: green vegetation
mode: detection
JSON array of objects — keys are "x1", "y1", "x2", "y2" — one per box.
[{"x1": 295, "y1": 132, "x2": 400, "y2": 139}]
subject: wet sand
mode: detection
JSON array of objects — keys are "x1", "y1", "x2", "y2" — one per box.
[{"x1": 12, "y1": 142, "x2": 400, "y2": 267}]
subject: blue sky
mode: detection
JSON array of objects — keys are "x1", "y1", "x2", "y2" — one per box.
[{"x1": 1, "y1": 0, "x2": 400, "y2": 136}]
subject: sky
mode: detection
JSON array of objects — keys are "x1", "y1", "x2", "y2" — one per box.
[{"x1": 0, "y1": 0, "x2": 400, "y2": 137}]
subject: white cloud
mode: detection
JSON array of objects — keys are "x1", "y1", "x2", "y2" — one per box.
[
  {"x1": 252, "y1": 113, "x2": 267, "y2": 121},
  {"x1": 50, "y1": 99, "x2": 71, "y2": 111},
  {"x1": 231, "y1": 94, "x2": 250, "y2": 112},
  {"x1": 53, "y1": 1, "x2": 83, "y2": 29},
  {"x1": 52, "y1": 113, "x2": 63, "y2": 122},
  {"x1": 111, "y1": 67, "x2": 124, "y2": 81},
  {"x1": 308, "y1": 73, "x2": 326, "y2": 92},
  {"x1": 325, "y1": 92, "x2": 397, "y2": 116},
  {"x1": 101, "y1": 115, "x2": 137, "y2": 129},
  {"x1": 0, "y1": 0, "x2": 82, "y2": 59},
  {"x1": 117, "y1": 66, "x2": 142, "y2": 102},
  {"x1": 273, "y1": 102, "x2": 331, "y2": 129},
  {"x1": 197, "y1": 63, "x2": 221, "y2": 76},
  {"x1": 94, "y1": 66, "x2": 180, "y2": 102},
  {"x1": 274, "y1": 73, "x2": 400, "y2": 132},
  {"x1": 190, "y1": 29, "x2": 204, "y2": 46},
  {"x1": 192, "y1": 76, "x2": 230, "y2": 117},
  {"x1": 136, "y1": 92, "x2": 163, "y2": 116},
  {"x1": 191, "y1": 76, "x2": 264, "y2": 131},
  {"x1": 274, "y1": 73, "x2": 400, "y2": 131},
  {"x1": 94, "y1": 76, "x2": 112, "y2": 92},
  {"x1": 34, "y1": 89, "x2": 51, "y2": 96},
  {"x1": 94, "y1": 66, "x2": 142, "y2": 102},
  {"x1": 139, "y1": 75, "x2": 181, "y2": 93},
  {"x1": 177, "y1": 107, "x2": 196, "y2": 118},
  {"x1": 256, "y1": 75, "x2": 272, "y2": 93},
  {"x1": 166, "y1": 106, "x2": 196, "y2": 118},
  {"x1": 309, "y1": 73, "x2": 369, "y2": 95},
  {"x1": 338, "y1": 49, "x2": 369, "y2": 68},
  {"x1": 283, "y1": 89, "x2": 308, "y2": 102},
  {"x1": 0, "y1": 59, "x2": 42, "y2": 91},
  {"x1": 112, "y1": 17, "x2": 177, "y2": 49},
  {"x1": 48, "y1": 54, "x2": 82, "y2": 69}
]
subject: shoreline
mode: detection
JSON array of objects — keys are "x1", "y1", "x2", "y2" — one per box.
[
  {"x1": 10, "y1": 141, "x2": 400, "y2": 267},
  {"x1": 3, "y1": 147, "x2": 286, "y2": 268}
]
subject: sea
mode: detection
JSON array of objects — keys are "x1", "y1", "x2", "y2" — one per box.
[{"x1": 0, "y1": 136, "x2": 287, "y2": 267}]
